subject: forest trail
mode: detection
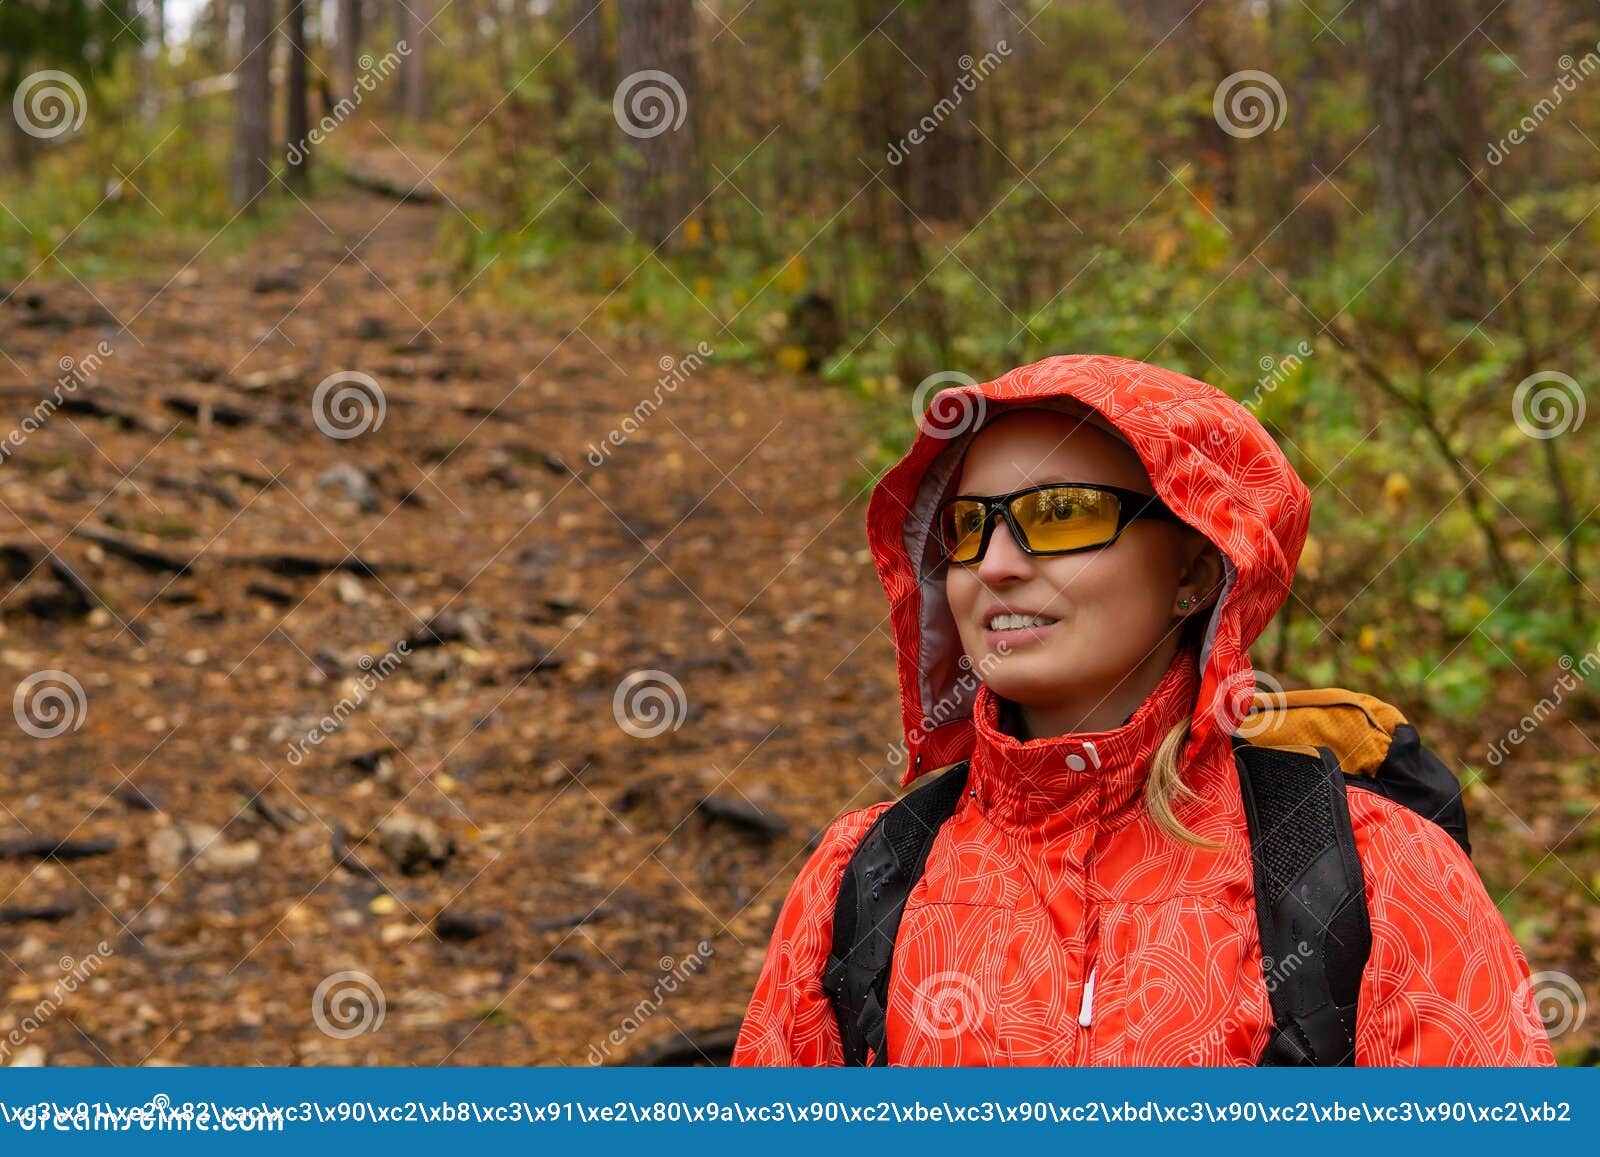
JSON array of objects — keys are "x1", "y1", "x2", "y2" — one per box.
[{"x1": 0, "y1": 136, "x2": 902, "y2": 1064}]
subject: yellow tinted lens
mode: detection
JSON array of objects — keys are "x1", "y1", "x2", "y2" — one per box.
[
  {"x1": 1011, "y1": 486, "x2": 1119, "y2": 553},
  {"x1": 939, "y1": 500, "x2": 987, "y2": 562}
]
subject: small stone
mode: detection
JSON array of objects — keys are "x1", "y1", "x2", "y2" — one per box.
[
  {"x1": 315, "y1": 464, "x2": 380, "y2": 512},
  {"x1": 146, "y1": 827, "x2": 187, "y2": 876},
  {"x1": 197, "y1": 838, "x2": 260, "y2": 875},
  {"x1": 375, "y1": 812, "x2": 455, "y2": 875},
  {"x1": 7, "y1": 1044, "x2": 45, "y2": 1067},
  {"x1": 368, "y1": 894, "x2": 398, "y2": 916}
]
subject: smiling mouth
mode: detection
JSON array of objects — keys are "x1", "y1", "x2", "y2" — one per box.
[{"x1": 985, "y1": 612, "x2": 1059, "y2": 632}]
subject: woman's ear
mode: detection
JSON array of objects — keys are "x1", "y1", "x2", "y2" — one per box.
[{"x1": 1174, "y1": 533, "x2": 1226, "y2": 618}]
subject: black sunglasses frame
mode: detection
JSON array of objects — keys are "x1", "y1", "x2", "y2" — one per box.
[{"x1": 936, "y1": 481, "x2": 1186, "y2": 567}]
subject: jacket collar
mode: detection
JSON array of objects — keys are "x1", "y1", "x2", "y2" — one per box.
[{"x1": 966, "y1": 647, "x2": 1201, "y2": 836}]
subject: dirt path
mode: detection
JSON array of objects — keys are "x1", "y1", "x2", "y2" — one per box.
[{"x1": 0, "y1": 139, "x2": 903, "y2": 1064}]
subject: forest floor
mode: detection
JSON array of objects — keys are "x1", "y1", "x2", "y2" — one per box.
[
  {"x1": 1, "y1": 132, "x2": 1594, "y2": 1066},
  {"x1": 0, "y1": 133, "x2": 905, "y2": 1065}
]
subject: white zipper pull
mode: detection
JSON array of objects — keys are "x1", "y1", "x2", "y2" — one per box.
[{"x1": 1078, "y1": 965, "x2": 1097, "y2": 1027}]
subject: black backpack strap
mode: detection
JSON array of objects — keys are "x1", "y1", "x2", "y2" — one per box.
[
  {"x1": 821, "y1": 760, "x2": 969, "y2": 1066},
  {"x1": 1232, "y1": 737, "x2": 1372, "y2": 1066}
]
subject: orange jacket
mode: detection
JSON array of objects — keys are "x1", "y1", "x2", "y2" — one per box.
[{"x1": 733, "y1": 355, "x2": 1554, "y2": 1066}]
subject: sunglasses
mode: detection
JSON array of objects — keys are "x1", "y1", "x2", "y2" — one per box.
[{"x1": 936, "y1": 481, "x2": 1185, "y2": 566}]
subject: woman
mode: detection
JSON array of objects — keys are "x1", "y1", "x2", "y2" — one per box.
[{"x1": 732, "y1": 354, "x2": 1553, "y2": 1066}]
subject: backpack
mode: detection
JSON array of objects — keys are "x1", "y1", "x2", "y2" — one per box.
[{"x1": 821, "y1": 688, "x2": 1471, "y2": 1067}]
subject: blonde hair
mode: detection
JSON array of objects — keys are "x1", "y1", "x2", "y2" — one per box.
[{"x1": 1142, "y1": 620, "x2": 1222, "y2": 850}]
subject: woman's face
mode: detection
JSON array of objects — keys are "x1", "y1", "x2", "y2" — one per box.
[{"x1": 943, "y1": 409, "x2": 1222, "y2": 725}]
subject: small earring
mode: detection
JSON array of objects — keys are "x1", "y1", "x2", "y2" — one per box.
[{"x1": 1177, "y1": 597, "x2": 1192, "y2": 610}]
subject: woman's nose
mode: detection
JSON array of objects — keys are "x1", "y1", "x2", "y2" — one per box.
[{"x1": 975, "y1": 517, "x2": 1035, "y2": 582}]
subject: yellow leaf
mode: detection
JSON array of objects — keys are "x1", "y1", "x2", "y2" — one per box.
[
  {"x1": 775, "y1": 345, "x2": 809, "y2": 373},
  {"x1": 1383, "y1": 472, "x2": 1412, "y2": 507},
  {"x1": 682, "y1": 218, "x2": 703, "y2": 246},
  {"x1": 778, "y1": 255, "x2": 807, "y2": 293},
  {"x1": 1357, "y1": 625, "x2": 1378, "y2": 652},
  {"x1": 1298, "y1": 534, "x2": 1322, "y2": 578}
]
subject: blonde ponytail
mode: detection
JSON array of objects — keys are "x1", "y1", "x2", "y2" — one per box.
[
  {"x1": 1143, "y1": 623, "x2": 1222, "y2": 849},
  {"x1": 1142, "y1": 713, "x2": 1220, "y2": 849}
]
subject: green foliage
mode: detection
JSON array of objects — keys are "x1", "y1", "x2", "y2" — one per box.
[
  {"x1": 0, "y1": 41, "x2": 272, "y2": 284},
  {"x1": 0, "y1": 0, "x2": 136, "y2": 83}
]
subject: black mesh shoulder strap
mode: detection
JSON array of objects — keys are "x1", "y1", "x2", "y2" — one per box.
[
  {"x1": 820, "y1": 746, "x2": 1372, "y2": 1067},
  {"x1": 821, "y1": 760, "x2": 969, "y2": 1066},
  {"x1": 1232, "y1": 737, "x2": 1373, "y2": 1066}
]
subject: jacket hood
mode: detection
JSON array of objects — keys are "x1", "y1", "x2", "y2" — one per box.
[{"x1": 866, "y1": 353, "x2": 1312, "y2": 788}]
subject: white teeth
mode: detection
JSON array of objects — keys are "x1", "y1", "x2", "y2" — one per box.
[{"x1": 988, "y1": 612, "x2": 1057, "y2": 631}]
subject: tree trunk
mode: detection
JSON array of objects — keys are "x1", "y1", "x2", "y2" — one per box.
[
  {"x1": 572, "y1": 0, "x2": 610, "y2": 102},
  {"x1": 1363, "y1": 0, "x2": 1490, "y2": 321},
  {"x1": 400, "y1": 0, "x2": 428, "y2": 119},
  {"x1": 904, "y1": 0, "x2": 979, "y2": 221},
  {"x1": 285, "y1": 0, "x2": 311, "y2": 191},
  {"x1": 338, "y1": 0, "x2": 362, "y2": 96},
  {"x1": 616, "y1": 0, "x2": 702, "y2": 249},
  {"x1": 231, "y1": 0, "x2": 275, "y2": 211}
]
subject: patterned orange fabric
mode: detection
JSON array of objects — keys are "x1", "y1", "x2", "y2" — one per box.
[{"x1": 732, "y1": 354, "x2": 1553, "y2": 1066}]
